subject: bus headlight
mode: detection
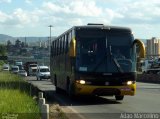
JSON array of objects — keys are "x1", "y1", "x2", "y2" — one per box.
[
  {"x1": 127, "y1": 81, "x2": 132, "y2": 85},
  {"x1": 76, "y1": 80, "x2": 91, "y2": 85},
  {"x1": 76, "y1": 80, "x2": 85, "y2": 84},
  {"x1": 80, "y1": 80, "x2": 85, "y2": 84}
]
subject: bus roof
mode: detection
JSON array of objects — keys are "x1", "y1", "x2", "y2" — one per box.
[
  {"x1": 54, "y1": 25, "x2": 132, "y2": 41},
  {"x1": 74, "y1": 25, "x2": 131, "y2": 31}
]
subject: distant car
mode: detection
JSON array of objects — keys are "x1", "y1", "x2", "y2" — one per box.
[
  {"x1": 36, "y1": 66, "x2": 50, "y2": 80},
  {"x1": 18, "y1": 70, "x2": 27, "y2": 77},
  {"x1": 16, "y1": 65, "x2": 24, "y2": 70},
  {"x1": 3, "y1": 64, "x2": 10, "y2": 71},
  {"x1": 11, "y1": 65, "x2": 19, "y2": 74}
]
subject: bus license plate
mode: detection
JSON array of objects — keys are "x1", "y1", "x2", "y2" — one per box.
[{"x1": 105, "y1": 82, "x2": 109, "y2": 86}]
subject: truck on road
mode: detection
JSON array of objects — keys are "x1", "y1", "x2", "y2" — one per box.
[
  {"x1": 24, "y1": 62, "x2": 37, "y2": 76},
  {"x1": 141, "y1": 59, "x2": 154, "y2": 73}
]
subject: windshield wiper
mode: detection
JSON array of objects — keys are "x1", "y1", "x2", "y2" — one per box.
[{"x1": 109, "y1": 46, "x2": 123, "y2": 73}]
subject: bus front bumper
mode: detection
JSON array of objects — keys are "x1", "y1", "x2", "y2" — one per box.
[{"x1": 75, "y1": 84, "x2": 136, "y2": 96}]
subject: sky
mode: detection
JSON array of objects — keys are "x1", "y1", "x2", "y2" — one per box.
[{"x1": 0, "y1": 0, "x2": 160, "y2": 39}]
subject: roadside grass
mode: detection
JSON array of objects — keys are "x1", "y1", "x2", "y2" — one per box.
[
  {"x1": 0, "y1": 71, "x2": 31, "y2": 94},
  {"x1": 0, "y1": 71, "x2": 40, "y2": 119},
  {"x1": 0, "y1": 71, "x2": 22, "y2": 82},
  {"x1": 0, "y1": 89, "x2": 40, "y2": 119},
  {"x1": 0, "y1": 69, "x2": 68, "y2": 119}
]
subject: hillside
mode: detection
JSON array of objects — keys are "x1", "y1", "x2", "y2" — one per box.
[
  {"x1": 0, "y1": 34, "x2": 15, "y2": 44},
  {"x1": 0, "y1": 34, "x2": 56, "y2": 44}
]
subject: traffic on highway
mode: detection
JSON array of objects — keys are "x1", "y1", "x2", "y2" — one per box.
[
  {"x1": 1, "y1": 1, "x2": 160, "y2": 119},
  {"x1": 2, "y1": 24, "x2": 160, "y2": 119}
]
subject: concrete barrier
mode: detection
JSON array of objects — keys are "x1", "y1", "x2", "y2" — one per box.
[
  {"x1": 38, "y1": 92, "x2": 49, "y2": 119},
  {"x1": 39, "y1": 92, "x2": 43, "y2": 98},
  {"x1": 41, "y1": 104, "x2": 49, "y2": 119},
  {"x1": 39, "y1": 98, "x2": 45, "y2": 107}
]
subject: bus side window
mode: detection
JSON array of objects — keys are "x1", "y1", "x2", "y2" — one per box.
[
  {"x1": 63, "y1": 36, "x2": 65, "y2": 54},
  {"x1": 55, "y1": 40, "x2": 57, "y2": 56},
  {"x1": 72, "y1": 29, "x2": 75, "y2": 39},
  {"x1": 51, "y1": 41, "x2": 54, "y2": 57},
  {"x1": 57, "y1": 39, "x2": 59, "y2": 56},
  {"x1": 65, "y1": 34, "x2": 69, "y2": 53},
  {"x1": 61, "y1": 37, "x2": 64, "y2": 54},
  {"x1": 52, "y1": 41, "x2": 54, "y2": 56},
  {"x1": 60, "y1": 38, "x2": 62, "y2": 55},
  {"x1": 61, "y1": 36, "x2": 64, "y2": 54},
  {"x1": 54, "y1": 41, "x2": 56, "y2": 56},
  {"x1": 59, "y1": 38, "x2": 61, "y2": 55},
  {"x1": 68, "y1": 32, "x2": 72, "y2": 47}
]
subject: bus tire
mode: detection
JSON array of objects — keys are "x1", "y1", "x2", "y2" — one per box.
[
  {"x1": 55, "y1": 86, "x2": 61, "y2": 93},
  {"x1": 115, "y1": 95, "x2": 124, "y2": 100},
  {"x1": 54, "y1": 76, "x2": 61, "y2": 93},
  {"x1": 67, "y1": 79, "x2": 75, "y2": 99},
  {"x1": 54, "y1": 75, "x2": 57, "y2": 86}
]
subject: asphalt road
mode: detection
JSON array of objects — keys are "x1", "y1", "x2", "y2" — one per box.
[{"x1": 26, "y1": 76, "x2": 160, "y2": 119}]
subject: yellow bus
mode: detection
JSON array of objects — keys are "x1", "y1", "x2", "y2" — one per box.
[{"x1": 50, "y1": 24, "x2": 145, "y2": 100}]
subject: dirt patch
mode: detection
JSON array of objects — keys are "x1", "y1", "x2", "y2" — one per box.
[
  {"x1": 49, "y1": 103, "x2": 84, "y2": 119},
  {"x1": 49, "y1": 103, "x2": 68, "y2": 119}
]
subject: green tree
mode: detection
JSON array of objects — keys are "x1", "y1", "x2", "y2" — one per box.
[
  {"x1": 21, "y1": 42, "x2": 25, "y2": 48},
  {"x1": 15, "y1": 39, "x2": 21, "y2": 48},
  {"x1": 7, "y1": 40, "x2": 12, "y2": 51},
  {"x1": 0, "y1": 44, "x2": 7, "y2": 56}
]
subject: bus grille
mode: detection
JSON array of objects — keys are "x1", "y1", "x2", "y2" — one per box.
[
  {"x1": 92, "y1": 88, "x2": 120, "y2": 96},
  {"x1": 90, "y1": 81, "x2": 123, "y2": 86}
]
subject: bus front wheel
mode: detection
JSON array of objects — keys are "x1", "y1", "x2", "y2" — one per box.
[{"x1": 115, "y1": 95, "x2": 124, "y2": 100}]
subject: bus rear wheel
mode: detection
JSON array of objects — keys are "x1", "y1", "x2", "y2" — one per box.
[
  {"x1": 67, "y1": 81, "x2": 75, "y2": 99},
  {"x1": 115, "y1": 95, "x2": 124, "y2": 100},
  {"x1": 55, "y1": 86, "x2": 61, "y2": 93}
]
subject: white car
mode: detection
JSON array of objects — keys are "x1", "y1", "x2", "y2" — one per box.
[
  {"x1": 36, "y1": 66, "x2": 50, "y2": 80},
  {"x1": 18, "y1": 70, "x2": 27, "y2": 77},
  {"x1": 3, "y1": 64, "x2": 10, "y2": 71},
  {"x1": 11, "y1": 65, "x2": 19, "y2": 74}
]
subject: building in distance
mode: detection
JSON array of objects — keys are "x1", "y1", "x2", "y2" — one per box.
[{"x1": 146, "y1": 37, "x2": 160, "y2": 59}]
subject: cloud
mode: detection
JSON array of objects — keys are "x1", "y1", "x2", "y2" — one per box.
[
  {"x1": 25, "y1": 0, "x2": 32, "y2": 4},
  {"x1": 13, "y1": 8, "x2": 31, "y2": 24},
  {"x1": 0, "y1": 11, "x2": 11, "y2": 23},
  {"x1": 0, "y1": 0, "x2": 126, "y2": 28},
  {"x1": 68, "y1": 18, "x2": 83, "y2": 26},
  {"x1": 0, "y1": 0, "x2": 160, "y2": 38},
  {"x1": 42, "y1": 1, "x2": 71, "y2": 14},
  {"x1": 0, "y1": 0, "x2": 11, "y2": 3},
  {"x1": 42, "y1": 1, "x2": 102, "y2": 16},
  {"x1": 69, "y1": 0, "x2": 102, "y2": 17},
  {"x1": 41, "y1": 0, "x2": 122, "y2": 25},
  {"x1": 112, "y1": 0, "x2": 160, "y2": 24},
  {"x1": 0, "y1": 8, "x2": 40, "y2": 28}
]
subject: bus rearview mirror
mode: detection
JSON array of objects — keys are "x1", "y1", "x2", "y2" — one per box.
[
  {"x1": 69, "y1": 38, "x2": 76, "y2": 57},
  {"x1": 133, "y1": 39, "x2": 145, "y2": 58}
]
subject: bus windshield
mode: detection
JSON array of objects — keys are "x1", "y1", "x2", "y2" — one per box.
[{"x1": 76, "y1": 31, "x2": 136, "y2": 73}]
